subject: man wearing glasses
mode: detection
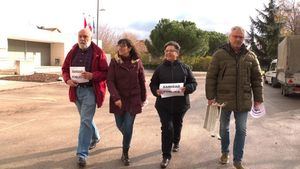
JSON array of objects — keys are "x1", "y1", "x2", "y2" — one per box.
[{"x1": 205, "y1": 26, "x2": 263, "y2": 169}]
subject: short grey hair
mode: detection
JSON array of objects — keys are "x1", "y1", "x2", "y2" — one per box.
[{"x1": 230, "y1": 26, "x2": 245, "y2": 35}]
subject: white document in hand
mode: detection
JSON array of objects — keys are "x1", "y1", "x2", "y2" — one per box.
[
  {"x1": 70, "y1": 67, "x2": 89, "y2": 83},
  {"x1": 159, "y1": 83, "x2": 184, "y2": 98}
]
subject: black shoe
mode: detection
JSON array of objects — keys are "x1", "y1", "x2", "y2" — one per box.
[
  {"x1": 121, "y1": 153, "x2": 130, "y2": 166},
  {"x1": 160, "y1": 158, "x2": 170, "y2": 168},
  {"x1": 121, "y1": 147, "x2": 130, "y2": 166},
  {"x1": 77, "y1": 156, "x2": 86, "y2": 167},
  {"x1": 89, "y1": 139, "x2": 100, "y2": 150},
  {"x1": 172, "y1": 143, "x2": 179, "y2": 152}
]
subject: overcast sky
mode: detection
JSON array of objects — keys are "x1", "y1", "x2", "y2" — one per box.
[{"x1": 1, "y1": 0, "x2": 272, "y2": 39}]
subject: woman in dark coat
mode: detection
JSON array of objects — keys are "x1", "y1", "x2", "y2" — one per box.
[
  {"x1": 149, "y1": 41, "x2": 197, "y2": 168},
  {"x1": 107, "y1": 38, "x2": 147, "y2": 166}
]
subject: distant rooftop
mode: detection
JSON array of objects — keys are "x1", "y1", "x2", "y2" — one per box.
[{"x1": 36, "y1": 26, "x2": 61, "y2": 33}]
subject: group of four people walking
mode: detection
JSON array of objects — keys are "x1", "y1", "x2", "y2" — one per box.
[{"x1": 62, "y1": 26, "x2": 263, "y2": 169}]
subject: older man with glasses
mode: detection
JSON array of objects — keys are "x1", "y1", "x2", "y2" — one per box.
[{"x1": 205, "y1": 26, "x2": 263, "y2": 169}]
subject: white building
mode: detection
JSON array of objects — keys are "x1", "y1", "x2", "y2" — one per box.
[
  {"x1": 0, "y1": 24, "x2": 105, "y2": 75},
  {"x1": 0, "y1": 25, "x2": 77, "y2": 75}
]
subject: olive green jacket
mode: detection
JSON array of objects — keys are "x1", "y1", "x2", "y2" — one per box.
[{"x1": 205, "y1": 44, "x2": 263, "y2": 112}]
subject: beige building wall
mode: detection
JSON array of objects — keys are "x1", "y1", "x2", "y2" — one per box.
[
  {"x1": 26, "y1": 41, "x2": 50, "y2": 66},
  {"x1": 0, "y1": 29, "x2": 78, "y2": 74},
  {"x1": 7, "y1": 39, "x2": 50, "y2": 66},
  {"x1": 0, "y1": 32, "x2": 102, "y2": 72},
  {"x1": 51, "y1": 43, "x2": 64, "y2": 66}
]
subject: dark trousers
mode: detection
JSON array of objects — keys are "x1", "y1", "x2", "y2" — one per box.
[{"x1": 158, "y1": 109, "x2": 186, "y2": 159}]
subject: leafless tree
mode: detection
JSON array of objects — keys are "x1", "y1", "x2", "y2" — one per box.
[
  {"x1": 120, "y1": 32, "x2": 148, "y2": 54},
  {"x1": 95, "y1": 26, "x2": 148, "y2": 56},
  {"x1": 278, "y1": 0, "x2": 300, "y2": 35},
  {"x1": 95, "y1": 25, "x2": 121, "y2": 55}
]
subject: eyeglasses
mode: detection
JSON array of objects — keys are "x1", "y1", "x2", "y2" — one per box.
[
  {"x1": 164, "y1": 49, "x2": 178, "y2": 53},
  {"x1": 232, "y1": 35, "x2": 244, "y2": 39}
]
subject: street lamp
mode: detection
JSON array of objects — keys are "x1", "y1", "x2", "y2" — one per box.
[{"x1": 96, "y1": 0, "x2": 105, "y2": 46}]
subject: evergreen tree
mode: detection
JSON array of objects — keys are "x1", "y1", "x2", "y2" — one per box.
[
  {"x1": 248, "y1": 0, "x2": 283, "y2": 66},
  {"x1": 145, "y1": 19, "x2": 208, "y2": 57},
  {"x1": 205, "y1": 31, "x2": 227, "y2": 56}
]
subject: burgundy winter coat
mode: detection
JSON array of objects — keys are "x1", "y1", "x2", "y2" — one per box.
[
  {"x1": 107, "y1": 56, "x2": 147, "y2": 115},
  {"x1": 62, "y1": 42, "x2": 108, "y2": 108}
]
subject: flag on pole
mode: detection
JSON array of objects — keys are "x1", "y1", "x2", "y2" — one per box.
[
  {"x1": 83, "y1": 14, "x2": 95, "y2": 33},
  {"x1": 84, "y1": 16, "x2": 87, "y2": 28},
  {"x1": 87, "y1": 15, "x2": 92, "y2": 32},
  {"x1": 88, "y1": 23, "x2": 92, "y2": 32}
]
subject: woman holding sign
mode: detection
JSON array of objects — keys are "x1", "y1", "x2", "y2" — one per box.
[
  {"x1": 107, "y1": 38, "x2": 147, "y2": 166},
  {"x1": 149, "y1": 41, "x2": 197, "y2": 168}
]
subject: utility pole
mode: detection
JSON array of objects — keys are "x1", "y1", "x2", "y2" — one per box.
[
  {"x1": 96, "y1": 0, "x2": 105, "y2": 46},
  {"x1": 96, "y1": 0, "x2": 99, "y2": 45}
]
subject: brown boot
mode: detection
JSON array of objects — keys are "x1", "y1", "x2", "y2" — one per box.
[
  {"x1": 121, "y1": 147, "x2": 130, "y2": 166},
  {"x1": 219, "y1": 153, "x2": 229, "y2": 164},
  {"x1": 233, "y1": 161, "x2": 246, "y2": 169}
]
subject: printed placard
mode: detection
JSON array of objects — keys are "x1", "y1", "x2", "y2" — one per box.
[
  {"x1": 159, "y1": 83, "x2": 184, "y2": 98},
  {"x1": 70, "y1": 67, "x2": 89, "y2": 83}
]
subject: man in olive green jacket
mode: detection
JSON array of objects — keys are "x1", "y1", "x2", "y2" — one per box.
[{"x1": 205, "y1": 26, "x2": 263, "y2": 169}]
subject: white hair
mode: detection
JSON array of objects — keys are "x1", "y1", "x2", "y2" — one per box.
[{"x1": 78, "y1": 28, "x2": 92, "y2": 50}]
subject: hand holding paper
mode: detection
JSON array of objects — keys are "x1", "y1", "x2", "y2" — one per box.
[
  {"x1": 180, "y1": 87, "x2": 186, "y2": 93},
  {"x1": 81, "y1": 72, "x2": 93, "y2": 80},
  {"x1": 249, "y1": 103, "x2": 266, "y2": 118},
  {"x1": 70, "y1": 67, "x2": 89, "y2": 83}
]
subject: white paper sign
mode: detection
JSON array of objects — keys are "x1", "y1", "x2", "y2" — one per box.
[
  {"x1": 249, "y1": 103, "x2": 266, "y2": 118},
  {"x1": 70, "y1": 67, "x2": 89, "y2": 83},
  {"x1": 159, "y1": 83, "x2": 184, "y2": 98}
]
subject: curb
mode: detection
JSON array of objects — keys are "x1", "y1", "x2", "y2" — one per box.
[{"x1": 0, "y1": 81, "x2": 63, "y2": 93}]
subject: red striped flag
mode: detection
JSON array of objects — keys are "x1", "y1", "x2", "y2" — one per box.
[{"x1": 84, "y1": 17, "x2": 87, "y2": 28}]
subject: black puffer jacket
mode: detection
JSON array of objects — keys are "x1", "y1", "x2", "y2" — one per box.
[{"x1": 150, "y1": 60, "x2": 197, "y2": 113}]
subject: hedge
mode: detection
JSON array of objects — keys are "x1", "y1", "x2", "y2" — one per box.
[{"x1": 141, "y1": 54, "x2": 212, "y2": 71}]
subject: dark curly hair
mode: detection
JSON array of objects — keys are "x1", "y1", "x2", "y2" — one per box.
[{"x1": 117, "y1": 38, "x2": 140, "y2": 60}]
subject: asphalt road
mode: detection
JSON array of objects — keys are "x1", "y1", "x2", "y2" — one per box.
[{"x1": 0, "y1": 73, "x2": 299, "y2": 169}]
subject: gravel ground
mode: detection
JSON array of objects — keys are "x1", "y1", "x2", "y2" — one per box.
[{"x1": 0, "y1": 73, "x2": 60, "y2": 82}]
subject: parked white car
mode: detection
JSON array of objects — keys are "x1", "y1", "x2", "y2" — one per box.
[{"x1": 264, "y1": 59, "x2": 280, "y2": 87}]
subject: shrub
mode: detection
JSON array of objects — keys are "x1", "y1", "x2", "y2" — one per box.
[
  {"x1": 181, "y1": 56, "x2": 212, "y2": 71},
  {"x1": 141, "y1": 54, "x2": 213, "y2": 71}
]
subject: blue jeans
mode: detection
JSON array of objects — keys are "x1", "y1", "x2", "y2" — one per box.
[
  {"x1": 75, "y1": 87, "x2": 100, "y2": 158},
  {"x1": 219, "y1": 110, "x2": 248, "y2": 163},
  {"x1": 114, "y1": 112, "x2": 135, "y2": 149}
]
